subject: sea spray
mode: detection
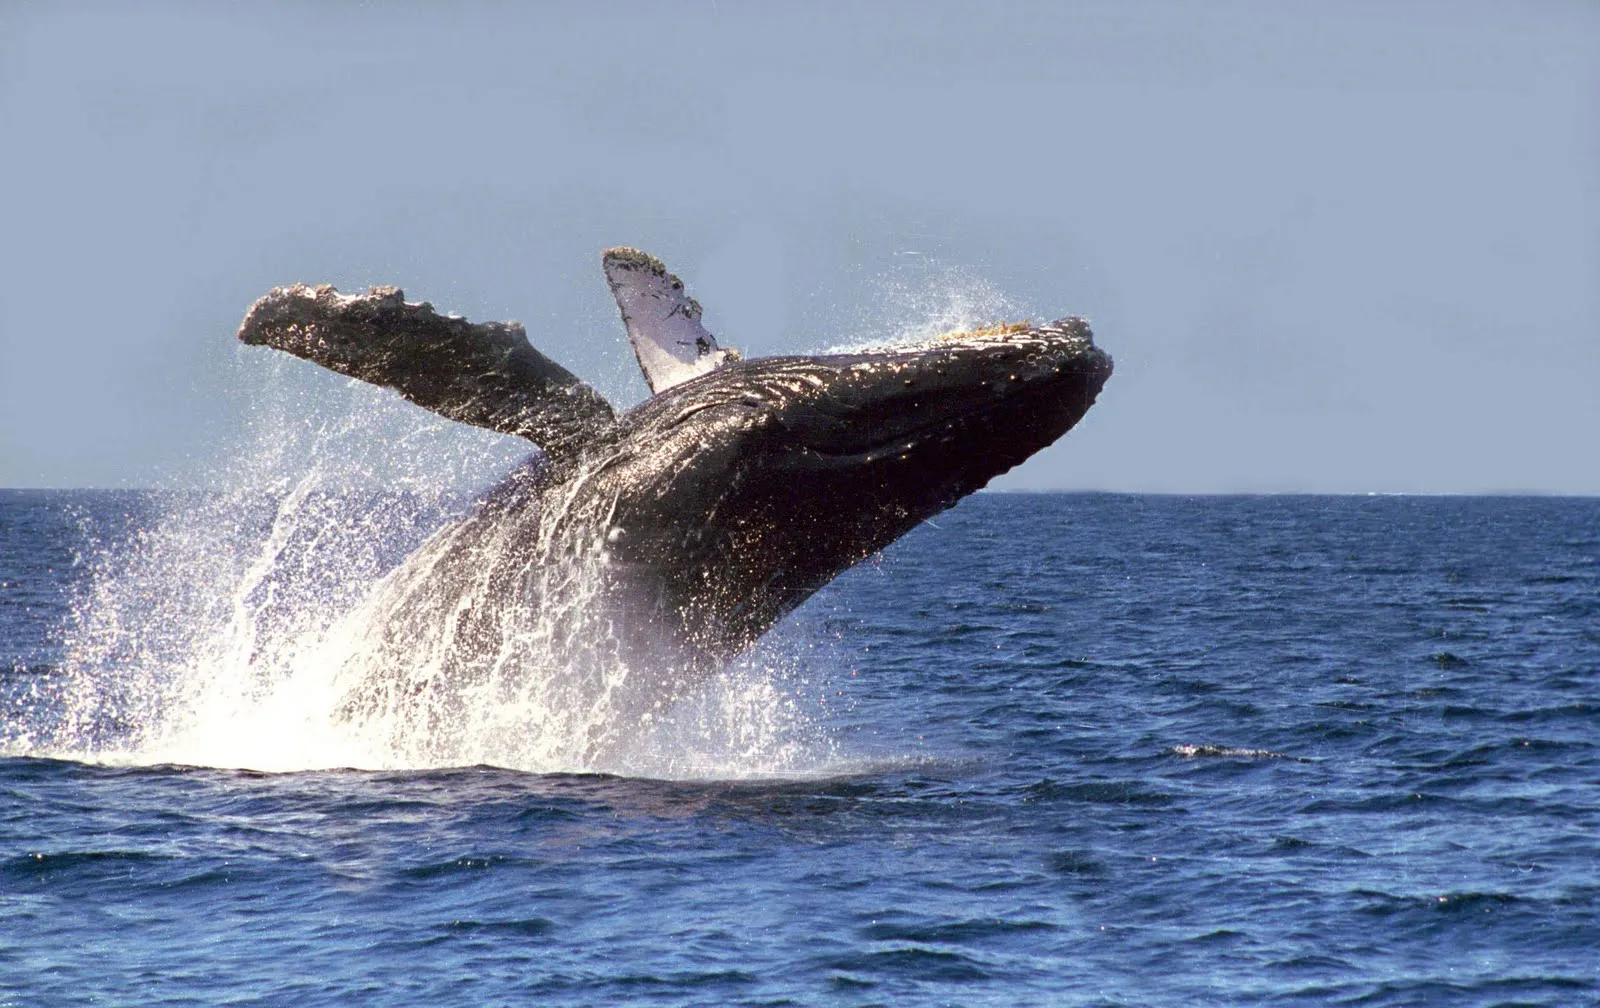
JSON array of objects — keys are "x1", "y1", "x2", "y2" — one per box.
[
  {"x1": 825, "y1": 264, "x2": 1028, "y2": 353},
  {"x1": 23, "y1": 354, "x2": 831, "y2": 777},
  {"x1": 39, "y1": 354, "x2": 507, "y2": 768}
]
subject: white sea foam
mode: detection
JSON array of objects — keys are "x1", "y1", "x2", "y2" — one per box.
[{"x1": 32, "y1": 351, "x2": 835, "y2": 779}]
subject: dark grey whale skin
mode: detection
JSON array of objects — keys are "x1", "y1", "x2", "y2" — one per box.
[
  {"x1": 237, "y1": 286, "x2": 1111, "y2": 724},
  {"x1": 405, "y1": 321, "x2": 1110, "y2": 709},
  {"x1": 566, "y1": 320, "x2": 1110, "y2": 663}
]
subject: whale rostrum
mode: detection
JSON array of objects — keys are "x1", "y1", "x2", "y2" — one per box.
[{"x1": 235, "y1": 249, "x2": 1112, "y2": 748}]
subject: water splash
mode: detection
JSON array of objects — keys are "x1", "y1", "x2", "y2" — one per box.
[
  {"x1": 21, "y1": 351, "x2": 834, "y2": 779},
  {"x1": 824, "y1": 264, "x2": 1028, "y2": 353}
]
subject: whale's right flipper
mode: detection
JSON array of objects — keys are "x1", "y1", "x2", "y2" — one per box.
[
  {"x1": 602, "y1": 248, "x2": 740, "y2": 394},
  {"x1": 236, "y1": 284, "x2": 614, "y2": 469}
]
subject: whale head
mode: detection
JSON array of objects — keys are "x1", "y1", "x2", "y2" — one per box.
[{"x1": 579, "y1": 318, "x2": 1112, "y2": 660}]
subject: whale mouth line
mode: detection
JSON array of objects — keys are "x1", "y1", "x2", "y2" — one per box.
[
  {"x1": 806, "y1": 407, "x2": 986, "y2": 459},
  {"x1": 791, "y1": 383, "x2": 1062, "y2": 467}
]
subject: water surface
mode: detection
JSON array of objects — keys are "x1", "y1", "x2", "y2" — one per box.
[{"x1": 2, "y1": 492, "x2": 1596, "y2": 1005}]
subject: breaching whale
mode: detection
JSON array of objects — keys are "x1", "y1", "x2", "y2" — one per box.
[{"x1": 236, "y1": 249, "x2": 1111, "y2": 750}]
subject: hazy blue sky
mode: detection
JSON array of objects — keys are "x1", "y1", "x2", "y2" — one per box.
[{"x1": 2, "y1": 2, "x2": 1595, "y2": 492}]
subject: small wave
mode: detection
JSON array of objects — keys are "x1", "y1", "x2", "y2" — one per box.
[
  {"x1": 1287, "y1": 976, "x2": 1596, "y2": 1006},
  {"x1": 857, "y1": 918, "x2": 1057, "y2": 943},
  {"x1": 824, "y1": 947, "x2": 993, "y2": 983},
  {"x1": 1502, "y1": 702, "x2": 1599, "y2": 724},
  {"x1": 2, "y1": 849, "x2": 167, "y2": 878},
  {"x1": 1298, "y1": 792, "x2": 1452, "y2": 814},
  {"x1": 440, "y1": 917, "x2": 557, "y2": 938},
  {"x1": 161, "y1": 868, "x2": 248, "y2": 891},
  {"x1": 1045, "y1": 849, "x2": 1108, "y2": 876},
  {"x1": 401, "y1": 855, "x2": 542, "y2": 880},
  {"x1": 1353, "y1": 888, "x2": 1527, "y2": 916},
  {"x1": 1266, "y1": 952, "x2": 1355, "y2": 973},
  {"x1": 1170, "y1": 743, "x2": 1301, "y2": 760},
  {"x1": 602, "y1": 969, "x2": 759, "y2": 991},
  {"x1": 1024, "y1": 778, "x2": 1175, "y2": 806}
]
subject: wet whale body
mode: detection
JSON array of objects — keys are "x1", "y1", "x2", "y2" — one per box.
[{"x1": 236, "y1": 250, "x2": 1111, "y2": 751}]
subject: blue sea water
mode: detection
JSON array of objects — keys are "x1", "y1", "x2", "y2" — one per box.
[{"x1": 1, "y1": 490, "x2": 1596, "y2": 1006}]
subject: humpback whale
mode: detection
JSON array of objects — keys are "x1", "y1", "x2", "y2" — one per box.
[{"x1": 236, "y1": 250, "x2": 1111, "y2": 750}]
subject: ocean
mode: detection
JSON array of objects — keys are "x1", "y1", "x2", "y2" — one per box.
[{"x1": 1, "y1": 489, "x2": 1595, "y2": 1006}]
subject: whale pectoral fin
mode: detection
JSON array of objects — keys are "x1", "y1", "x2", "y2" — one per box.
[
  {"x1": 236, "y1": 284, "x2": 614, "y2": 467},
  {"x1": 602, "y1": 247, "x2": 740, "y2": 395}
]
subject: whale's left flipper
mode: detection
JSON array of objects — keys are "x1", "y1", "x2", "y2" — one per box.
[
  {"x1": 236, "y1": 284, "x2": 614, "y2": 468},
  {"x1": 602, "y1": 247, "x2": 740, "y2": 394}
]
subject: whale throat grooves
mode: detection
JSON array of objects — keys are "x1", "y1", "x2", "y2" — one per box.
[{"x1": 235, "y1": 284, "x2": 615, "y2": 469}]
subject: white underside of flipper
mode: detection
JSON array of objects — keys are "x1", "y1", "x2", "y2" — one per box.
[{"x1": 603, "y1": 247, "x2": 740, "y2": 395}]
